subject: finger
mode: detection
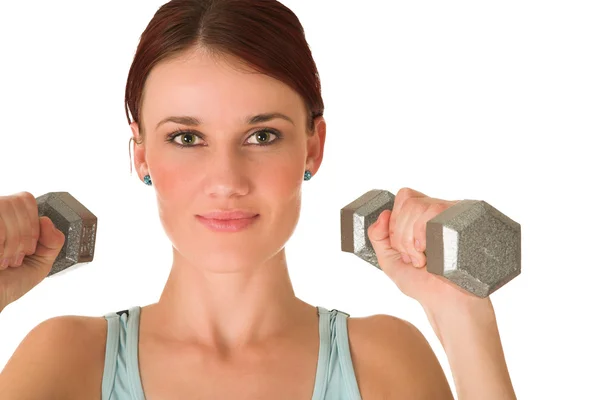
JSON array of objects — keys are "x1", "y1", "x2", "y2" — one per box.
[
  {"x1": 2, "y1": 201, "x2": 19, "y2": 269},
  {"x1": 391, "y1": 189, "x2": 425, "y2": 264},
  {"x1": 19, "y1": 193, "x2": 39, "y2": 255},
  {"x1": 9, "y1": 199, "x2": 28, "y2": 267},
  {"x1": 412, "y1": 201, "x2": 451, "y2": 267},
  {"x1": 393, "y1": 187, "x2": 427, "y2": 214},
  {"x1": 400, "y1": 198, "x2": 430, "y2": 268},
  {"x1": 14, "y1": 194, "x2": 32, "y2": 258},
  {"x1": 0, "y1": 204, "x2": 6, "y2": 260},
  {"x1": 368, "y1": 210, "x2": 403, "y2": 277},
  {"x1": 388, "y1": 209, "x2": 408, "y2": 263}
]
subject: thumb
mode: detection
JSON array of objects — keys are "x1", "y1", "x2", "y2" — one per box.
[
  {"x1": 34, "y1": 216, "x2": 65, "y2": 263},
  {"x1": 367, "y1": 210, "x2": 401, "y2": 273}
]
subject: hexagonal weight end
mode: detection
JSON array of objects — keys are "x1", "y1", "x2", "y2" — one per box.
[
  {"x1": 426, "y1": 200, "x2": 521, "y2": 297},
  {"x1": 341, "y1": 189, "x2": 395, "y2": 270},
  {"x1": 35, "y1": 192, "x2": 98, "y2": 276}
]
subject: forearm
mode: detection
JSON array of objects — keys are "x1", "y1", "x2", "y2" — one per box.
[{"x1": 424, "y1": 297, "x2": 516, "y2": 400}]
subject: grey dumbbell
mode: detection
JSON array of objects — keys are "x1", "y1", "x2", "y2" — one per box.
[
  {"x1": 35, "y1": 192, "x2": 97, "y2": 277},
  {"x1": 340, "y1": 190, "x2": 521, "y2": 298}
]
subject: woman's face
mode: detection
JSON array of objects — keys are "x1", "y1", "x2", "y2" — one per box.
[{"x1": 132, "y1": 49, "x2": 325, "y2": 272}]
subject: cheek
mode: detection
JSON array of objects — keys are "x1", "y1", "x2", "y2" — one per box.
[
  {"x1": 265, "y1": 159, "x2": 300, "y2": 195},
  {"x1": 265, "y1": 156, "x2": 303, "y2": 233},
  {"x1": 151, "y1": 162, "x2": 196, "y2": 256},
  {"x1": 151, "y1": 160, "x2": 196, "y2": 236},
  {"x1": 152, "y1": 164, "x2": 193, "y2": 203}
]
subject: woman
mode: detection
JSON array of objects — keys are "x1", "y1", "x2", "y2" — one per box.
[{"x1": 0, "y1": 0, "x2": 516, "y2": 398}]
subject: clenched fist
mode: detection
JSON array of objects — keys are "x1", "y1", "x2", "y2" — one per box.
[{"x1": 0, "y1": 192, "x2": 65, "y2": 311}]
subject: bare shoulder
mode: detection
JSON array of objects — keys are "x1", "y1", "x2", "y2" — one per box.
[
  {"x1": 0, "y1": 314, "x2": 107, "y2": 400},
  {"x1": 347, "y1": 313, "x2": 454, "y2": 399}
]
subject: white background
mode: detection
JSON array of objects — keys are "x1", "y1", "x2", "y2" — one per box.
[{"x1": 1, "y1": 1, "x2": 599, "y2": 398}]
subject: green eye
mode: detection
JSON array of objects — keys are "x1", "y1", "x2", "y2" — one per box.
[
  {"x1": 246, "y1": 129, "x2": 282, "y2": 146},
  {"x1": 253, "y1": 130, "x2": 272, "y2": 144},
  {"x1": 180, "y1": 133, "x2": 197, "y2": 145},
  {"x1": 166, "y1": 128, "x2": 282, "y2": 148}
]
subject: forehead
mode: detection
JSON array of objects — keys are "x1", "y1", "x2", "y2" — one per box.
[{"x1": 142, "y1": 50, "x2": 305, "y2": 127}]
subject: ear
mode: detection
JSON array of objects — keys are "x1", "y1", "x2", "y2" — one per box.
[
  {"x1": 130, "y1": 122, "x2": 148, "y2": 182},
  {"x1": 306, "y1": 116, "x2": 326, "y2": 177}
]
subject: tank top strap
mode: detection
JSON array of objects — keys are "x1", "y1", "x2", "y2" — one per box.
[
  {"x1": 102, "y1": 306, "x2": 145, "y2": 400},
  {"x1": 312, "y1": 307, "x2": 362, "y2": 400}
]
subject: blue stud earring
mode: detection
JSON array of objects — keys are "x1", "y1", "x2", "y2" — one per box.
[{"x1": 304, "y1": 170, "x2": 312, "y2": 181}]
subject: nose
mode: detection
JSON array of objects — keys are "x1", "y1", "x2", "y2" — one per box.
[{"x1": 202, "y1": 150, "x2": 250, "y2": 199}]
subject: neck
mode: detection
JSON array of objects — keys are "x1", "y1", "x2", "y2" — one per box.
[{"x1": 150, "y1": 247, "x2": 312, "y2": 350}]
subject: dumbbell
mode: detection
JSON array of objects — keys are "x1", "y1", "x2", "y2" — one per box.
[
  {"x1": 35, "y1": 192, "x2": 97, "y2": 277},
  {"x1": 340, "y1": 190, "x2": 521, "y2": 298}
]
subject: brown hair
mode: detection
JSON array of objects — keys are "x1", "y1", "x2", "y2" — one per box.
[{"x1": 126, "y1": 0, "x2": 324, "y2": 146}]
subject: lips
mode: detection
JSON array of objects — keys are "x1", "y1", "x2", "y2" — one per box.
[
  {"x1": 199, "y1": 210, "x2": 258, "y2": 220},
  {"x1": 196, "y1": 213, "x2": 258, "y2": 232}
]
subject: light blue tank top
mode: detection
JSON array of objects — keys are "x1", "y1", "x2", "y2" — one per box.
[{"x1": 101, "y1": 306, "x2": 363, "y2": 400}]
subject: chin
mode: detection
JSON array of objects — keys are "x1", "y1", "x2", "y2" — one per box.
[{"x1": 194, "y1": 253, "x2": 263, "y2": 273}]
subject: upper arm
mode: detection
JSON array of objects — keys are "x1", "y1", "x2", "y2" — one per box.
[
  {"x1": 348, "y1": 314, "x2": 454, "y2": 399},
  {"x1": 0, "y1": 315, "x2": 106, "y2": 400}
]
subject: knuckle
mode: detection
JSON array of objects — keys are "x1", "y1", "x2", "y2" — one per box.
[
  {"x1": 397, "y1": 187, "x2": 412, "y2": 195},
  {"x1": 16, "y1": 191, "x2": 35, "y2": 202},
  {"x1": 402, "y1": 195, "x2": 428, "y2": 214},
  {"x1": 413, "y1": 200, "x2": 429, "y2": 214},
  {"x1": 17, "y1": 191, "x2": 36, "y2": 212},
  {"x1": 429, "y1": 202, "x2": 449, "y2": 214},
  {"x1": 396, "y1": 187, "x2": 413, "y2": 202},
  {"x1": 16, "y1": 193, "x2": 38, "y2": 233},
  {"x1": 402, "y1": 196, "x2": 416, "y2": 207}
]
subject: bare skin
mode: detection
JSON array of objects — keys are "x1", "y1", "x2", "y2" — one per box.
[
  {"x1": 0, "y1": 47, "x2": 454, "y2": 399},
  {"x1": 129, "y1": 48, "x2": 326, "y2": 352},
  {"x1": 120, "y1": 48, "x2": 446, "y2": 398},
  {"x1": 128, "y1": 48, "x2": 335, "y2": 397},
  {"x1": 22, "y1": 306, "x2": 448, "y2": 399}
]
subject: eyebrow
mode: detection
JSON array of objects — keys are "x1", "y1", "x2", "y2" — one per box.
[{"x1": 155, "y1": 112, "x2": 295, "y2": 130}]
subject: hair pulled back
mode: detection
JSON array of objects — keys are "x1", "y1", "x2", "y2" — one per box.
[{"x1": 125, "y1": 0, "x2": 324, "y2": 146}]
